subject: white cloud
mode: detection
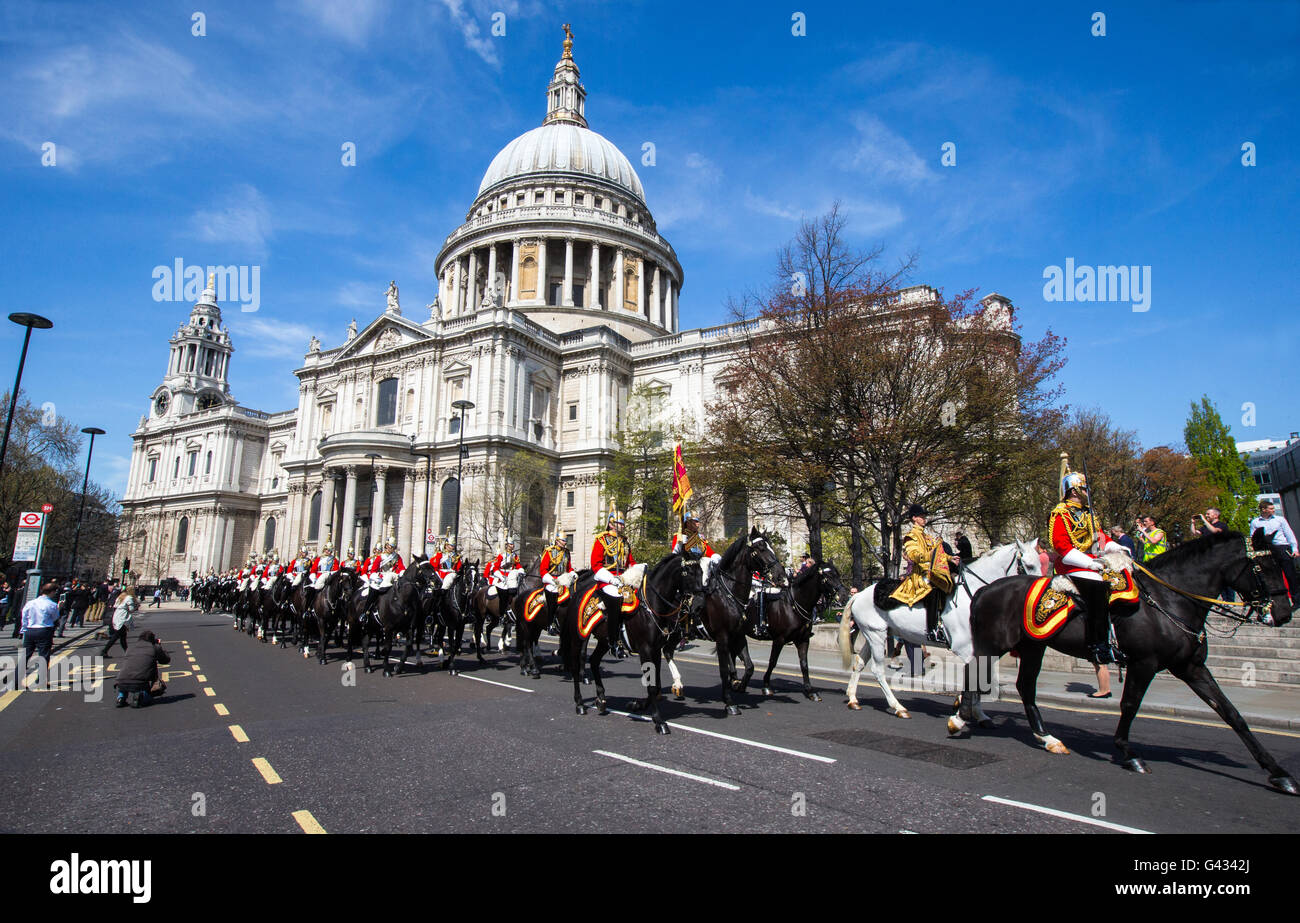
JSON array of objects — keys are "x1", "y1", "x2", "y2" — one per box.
[
  {"x1": 291, "y1": 0, "x2": 390, "y2": 45},
  {"x1": 438, "y1": 0, "x2": 502, "y2": 67},
  {"x1": 844, "y1": 113, "x2": 933, "y2": 186},
  {"x1": 189, "y1": 185, "x2": 274, "y2": 254},
  {"x1": 227, "y1": 316, "x2": 317, "y2": 360}
]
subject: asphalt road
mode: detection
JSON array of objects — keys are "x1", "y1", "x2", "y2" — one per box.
[{"x1": 1, "y1": 606, "x2": 1296, "y2": 834}]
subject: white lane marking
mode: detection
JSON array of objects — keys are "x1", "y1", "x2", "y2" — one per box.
[
  {"x1": 981, "y1": 795, "x2": 1153, "y2": 834},
  {"x1": 457, "y1": 674, "x2": 535, "y2": 694},
  {"x1": 594, "y1": 749, "x2": 740, "y2": 791},
  {"x1": 607, "y1": 709, "x2": 835, "y2": 763}
]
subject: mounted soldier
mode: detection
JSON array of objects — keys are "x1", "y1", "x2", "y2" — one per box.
[
  {"x1": 1050, "y1": 454, "x2": 1127, "y2": 664},
  {"x1": 539, "y1": 534, "x2": 572, "y2": 594},
  {"x1": 364, "y1": 537, "x2": 405, "y2": 594},
  {"x1": 592, "y1": 509, "x2": 636, "y2": 649},
  {"x1": 672, "y1": 511, "x2": 718, "y2": 625},
  {"x1": 288, "y1": 545, "x2": 311, "y2": 590},
  {"x1": 889, "y1": 504, "x2": 957, "y2": 646},
  {"x1": 306, "y1": 542, "x2": 340, "y2": 609},
  {"x1": 432, "y1": 536, "x2": 462, "y2": 591},
  {"x1": 484, "y1": 538, "x2": 522, "y2": 598}
]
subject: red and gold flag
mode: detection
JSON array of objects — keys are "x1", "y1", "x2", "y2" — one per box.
[{"x1": 671, "y1": 441, "x2": 693, "y2": 515}]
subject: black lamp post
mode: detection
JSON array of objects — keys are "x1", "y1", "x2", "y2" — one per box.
[
  {"x1": 68, "y1": 426, "x2": 105, "y2": 582},
  {"x1": 412, "y1": 445, "x2": 434, "y2": 557},
  {"x1": 451, "y1": 399, "x2": 475, "y2": 552},
  {"x1": 0, "y1": 312, "x2": 54, "y2": 476}
]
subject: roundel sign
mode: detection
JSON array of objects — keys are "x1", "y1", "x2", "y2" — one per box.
[
  {"x1": 41, "y1": 503, "x2": 53, "y2": 514},
  {"x1": 19, "y1": 512, "x2": 43, "y2": 528}
]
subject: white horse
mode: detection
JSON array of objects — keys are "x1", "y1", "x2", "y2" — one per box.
[{"x1": 838, "y1": 540, "x2": 1042, "y2": 717}]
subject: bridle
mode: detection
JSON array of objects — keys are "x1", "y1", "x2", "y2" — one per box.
[
  {"x1": 1130, "y1": 537, "x2": 1276, "y2": 626},
  {"x1": 956, "y1": 542, "x2": 1032, "y2": 599}
]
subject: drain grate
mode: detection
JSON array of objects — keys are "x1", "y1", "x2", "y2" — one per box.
[{"x1": 807, "y1": 729, "x2": 1002, "y2": 770}]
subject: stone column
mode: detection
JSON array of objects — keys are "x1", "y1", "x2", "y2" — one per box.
[
  {"x1": 412, "y1": 468, "x2": 429, "y2": 557},
  {"x1": 399, "y1": 471, "x2": 415, "y2": 559},
  {"x1": 537, "y1": 239, "x2": 549, "y2": 305},
  {"x1": 487, "y1": 244, "x2": 498, "y2": 300},
  {"x1": 467, "y1": 250, "x2": 479, "y2": 312},
  {"x1": 563, "y1": 237, "x2": 575, "y2": 306},
  {"x1": 636, "y1": 254, "x2": 646, "y2": 318},
  {"x1": 651, "y1": 264, "x2": 662, "y2": 328},
  {"x1": 614, "y1": 250, "x2": 624, "y2": 312},
  {"x1": 320, "y1": 470, "x2": 337, "y2": 546},
  {"x1": 589, "y1": 243, "x2": 601, "y2": 308},
  {"x1": 340, "y1": 466, "x2": 358, "y2": 555},
  {"x1": 451, "y1": 260, "x2": 462, "y2": 315},
  {"x1": 510, "y1": 238, "x2": 521, "y2": 304},
  {"x1": 371, "y1": 466, "x2": 388, "y2": 551}
]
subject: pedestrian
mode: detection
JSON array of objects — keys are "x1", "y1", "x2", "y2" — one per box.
[
  {"x1": 4, "y1": 563, "x2": 26, "y2": 637},
  {"x1": 1194, "y1": 507, "x2": 1231, "y2": 537},
  {"x1": 1109, "y1": 525, "x2": 1138, "y2": 559},
  {"x1": 113, "y1": 630, "x2": 171, "y2": 708},
  {"x1": 20, "y1": 580, "x2": 62, "y2": 677},
  {"x1": 151, "y1": 587, "x2": 162, "y2": 609},
  {"x1": 1135, "y1": 516, "x2": 1168, "y2": 562},
  {"x1": 1249, "y1": 500, "x2": 1298, "y2": 624},
  {"x1": 955, "y1": 530, "x2": 973, "y2": 564},
  {"x1": 1089, "y1": 662, "x2": 1113, "y2": 699},
  {"x1": 101, "y1": 586, "x2": 138, "y2": 658},
  {"x1": 66, "y1": 581, "x2": 90, "y2": 631}
]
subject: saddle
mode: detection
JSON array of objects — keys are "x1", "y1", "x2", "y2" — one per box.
[
  {"x1": 1023, "y1": 568, "x2": 1139, "y2": 640},
  {"x1": 874, "y1": 579, "x2": 905, "y2": 611}
]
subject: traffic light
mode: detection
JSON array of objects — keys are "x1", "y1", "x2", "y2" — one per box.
[{"x1": 122, "y1": 558, "x2": 130, "y2": 576}]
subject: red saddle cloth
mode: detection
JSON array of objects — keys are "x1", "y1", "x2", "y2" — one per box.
[
  {"x1": 577, "y1": 585, "x2": 604, "y2": 638},
  {"x1": 523, "y1": 588, "x2": 546, "y2": 623},
  {"x1": 1023, "y1": 569, "x2": 1138, "y2": 640}
]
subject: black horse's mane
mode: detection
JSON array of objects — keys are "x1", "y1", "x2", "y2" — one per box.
[
  {"x1": 650, "y1": 552, "x2": 679, "y2": 574},
  {"x1": 716, "y1": 532, "x2": 748, "y2": 571},
  {"x1": 1143, "y1": 530, "x2": 1242, "y2": 570}
]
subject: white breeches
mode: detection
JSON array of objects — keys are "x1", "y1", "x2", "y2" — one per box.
[
  {"x1": 310, "y1": 572, "x2": 332, "y2": 591},
  {"x1": 594, "y1": 567, "x2": 622, "y2": 598},
  {"x1": 368, "y1": 571, "x2": 396, "y2": 590},
  {"x1": 700, "y1": 553, "x2": 722, "y2": 586},
  {"x1": 290, "y1": 573, "x2": 305, "y2": 587},
  {"x1": 543, "y1": 573, "x2": 557, "y2": 592},
  {"x1": 440, "y1": 572, "x2": 458, "y2": 591}
]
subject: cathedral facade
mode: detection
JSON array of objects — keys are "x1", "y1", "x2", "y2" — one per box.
[{"x1": 116, "y1": 33, "x2": 1011, "y2": 582}]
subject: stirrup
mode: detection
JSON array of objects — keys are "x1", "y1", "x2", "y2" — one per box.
[
  {"x1": 926, "y1": 625, "x2": 950, "y2": 647},
  {"x1": 1088, "y1": 642, "x2": 1116, "y2": 665}
]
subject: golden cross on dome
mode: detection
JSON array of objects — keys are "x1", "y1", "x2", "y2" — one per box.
[{"x1": 562, "y1": 22, "x2": 574, "y2": 57}]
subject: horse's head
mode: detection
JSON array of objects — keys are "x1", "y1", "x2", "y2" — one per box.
[
  {"x1": 744, "y1": 526, "x2": 781, "y2": 579},
  {"x1": 1235, "y1": 534, "x2": 1296, "y2": 624},
  {"x1": 1016, "y1": 538, "x2": 1044, "y2": 576},
  {"x1": 818, "y1": 560, "x2": 849, "y2": 607}
]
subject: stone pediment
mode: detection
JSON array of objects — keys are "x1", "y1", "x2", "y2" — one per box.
[{"x1": 335, "y1": 315, "x2": 433, "y2": 360}]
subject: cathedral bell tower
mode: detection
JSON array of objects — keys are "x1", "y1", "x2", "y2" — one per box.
[
  {"x1": 151, "y1": 272, "x2": 234, "y2": 420},
  {"x1": 543, "y1": 23, "x2": 587, "y2": 128}
]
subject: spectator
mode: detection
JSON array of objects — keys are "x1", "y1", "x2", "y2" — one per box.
[
  {"x1": 65, "y1": 581, "x2": 91, "y2": 633},
  {"x1": 1195, "y1": 507, "x2": 1231, "y2": 537},
  {"x1": 1249, "y1": 500, "x2": 1298, "y2": 624},
  {"x1": 151, "y1": 587, "x2": 163, "y2": 609},
  {"x1": 4, "y1": 562, "x2": 26, "y2": 637},
  {"x1": 955, "y1": 530, "x2": 974, "y2": 564},
  {"x1": 1109, "y1": 525, "x2": 1138, "y2": 559},
  {"x1": 114, "y1": 630, "x2": 171, "y2": 708},
  {"x1": 1135, "y1": 516, "x2": 1168, "y2": 562},
  {"x1": 101, "y1": 586, "x2": 138, "y2": 658},
  {"x1": 1089, "y1": 662, "x2": 1113, "y2": 699},
  {"x1": 20, "y1": 580, "x2": 61, "y2": 676}
]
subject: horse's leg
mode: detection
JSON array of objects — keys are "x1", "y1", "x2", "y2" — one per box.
[
  {"x1": 647, "y1": 645, "x2": 668, "y2": 734},
  {"x1": 1111, "y1": 658, "x2": 1158, "y2": 773},
  {"x1": 795, "y1": 637, "x2": 821, "y2": 702},
  {"x1": 590, "y1": 633, "x2": 609, "y2": 715},
  {"x1": 1168, "y1": 660, "x2": 1298, "y2": 795},
  {"x1": 1016, "y1": 643, "x2": 1068, "y2": 754},
  {"x1": 716, "y1": 630, "x2": 739, "y2": 716},
  {"x1": 666, "y1": 649, "x2": 684, "y2": 698},
  {"x1": 736, "y1": 638, "x2": 755, "y2": 692},
  {"x1": 761, "y1": 637, "x2": 782, "y2": 697}
]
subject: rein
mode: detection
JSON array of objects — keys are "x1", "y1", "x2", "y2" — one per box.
[{"x1": 1129, "y1": 539, "x2": 1273, "y2": 623}]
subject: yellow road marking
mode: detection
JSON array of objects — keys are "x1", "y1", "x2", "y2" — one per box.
[
  {"x1": 197, "y1": 675, "x2": 207, "y2": 682},
  {"x1": 214, "y1": 704, "x2": 229, "y2": 716},
  {"x1": 203, "y1": 687, "x2": 215, "y2": 697},
  {"x1": 0, "y1": 690, "x2": 20, "y2": 715},
  {"x1": 292, "y1": 810, "x2": 326, "y2": 834},
  {"x1": 190, "y1": 664, "x2": 201, "y2": 670},
  {"x1": 252, "y1": 758, "x2": 282, "y2": 784},
  {"x1": 228, "y1": 724, "x2": 249, "y2": 743}
]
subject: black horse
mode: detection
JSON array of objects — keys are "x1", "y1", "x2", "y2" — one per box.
[
  {"x1": 368, "y1": 558, "x2": 433, "y2": 676},
  {"x1": 429, "y1": 561, "x2": 478, "y2": 675},
  {"x1": 697, "y1": 527, "x2": 782, "y2": 716},
  {"x1": 749, "y1": 560, "x2": 848, "y2": 701},
  {"x1": 511, "y1": 572, "x2": 570, "y2": 678},
  {"x1": 294, "y1": 570, "x2": 355, "y2": 664},
  {"x1": 959, "y1": 530, "x2": 1298, "y2": 795},
  {"x1": 471, "y1": 568, "x2": 521, "y2": 662}
]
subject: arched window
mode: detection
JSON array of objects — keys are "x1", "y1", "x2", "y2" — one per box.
[
  {"x1": 439, "y1": 478, "x2": 459, "y2": 535},
  {"x1": 308, "y1": 491, "x2": 322, "y2": 541},
  {"x1": 175, "y1": 517, "x2": 189, "y2": 553},
  {"x1": 526, "y1": 481, "x2": 545, "y2": 539},
  {"x1": 376, "y1": 378, "x2": 398, "y2": 426},
  {"x1": 263, "y1": 517, "x2": 277, "y2": 553}
]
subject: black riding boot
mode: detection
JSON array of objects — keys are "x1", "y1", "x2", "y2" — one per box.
[
  {"x1": 1080, "y1": 578, "x2": 1124, "y2": 665},
  {"x1": 924, "y1": 592, "x2": 950, "y2": 647}
]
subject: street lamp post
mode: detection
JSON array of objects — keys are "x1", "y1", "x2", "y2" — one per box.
[
  {"x1": 412, "y1": 446, "x2": 434, "y2": 557},
  {"x1": 68, "y1": 426, "x2": 105, "y2": 582},
  {"x1": 0, "y1": 313, "x2": 54, "y2": 477},
  {"x1": 451, "y1": 399, "x2": 475, "y2": 553}
]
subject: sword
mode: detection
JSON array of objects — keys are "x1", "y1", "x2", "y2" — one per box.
[{"x1": 1080, "y1": 455, "x2": 1102, "y2": 555}]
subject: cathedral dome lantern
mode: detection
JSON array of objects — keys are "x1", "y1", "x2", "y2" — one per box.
[
  {"x1": 157, "y1": 271, "x2": 235, "y2": 417},
  {"x1": 435, "y1": 25, "x2": 683, "y2": 343}
]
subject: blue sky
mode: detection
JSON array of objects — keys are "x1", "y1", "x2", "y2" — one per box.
[{"x1": 2, "y1": 0, "x2": 1297, "y2": 498}]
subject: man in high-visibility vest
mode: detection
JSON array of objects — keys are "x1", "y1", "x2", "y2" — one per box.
[{"x1": 1135, "y1": 516, "x2": 1168, "y2": 562}]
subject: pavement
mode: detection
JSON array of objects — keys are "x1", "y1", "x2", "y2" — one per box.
[{"x1": 0, "y1": 603, "x2": 1296, "y2": 835}]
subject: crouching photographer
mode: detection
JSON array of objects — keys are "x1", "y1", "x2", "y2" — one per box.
[{"x1": 113, "y1": 630, "x2": 171, "y2": 708}]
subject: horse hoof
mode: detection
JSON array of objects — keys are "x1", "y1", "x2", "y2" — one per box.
[
  {"x1": 671, "y1": 685, "x2": 683, "y2": 699},
  {"x1": 730, "y1": 680, "x2": 744, "y2": 691},
  {"x1": 725, "y1": 705, "x2": 741, "y2": 716},
  {"x1": 808, "y1": 692, "x2": 822, "y2": 703},
  {"x1": 847, "y1": 700, "x2": 861, "y2": 711},
  {"x1": 1122, "y1": 758, "x2": 1150, "y2": 774},
  {"x1": 1268, "y1": 774, "x2": 1299, "y2": 796},
  {"x1": 576, "y1": 705, "x2": 586, "y2": 715},
  {"x1": 977, "y1": 718, "x2": 995, "y2": 730},
  {"x1": 1044, "y1": 740, "x2": 1071, "y2": 755},
  {"x1": 655, "y1": 723, "x2": 670, "y2": 735},
  {"x1": 596, "y1": 699, "x2": 608, "y2": 716},
  {"x1": 762, "y1": 687, "x2": 773, "y2": 697},
  {"x1": 582, "y1": 676, "x2": 591, "y2": 686},
  {"x1": 894, "y1": 709, "x2": 911, "y2": 719},
  {"x1": 450, "y1": 668, "x2": 459, "y2": 676}
]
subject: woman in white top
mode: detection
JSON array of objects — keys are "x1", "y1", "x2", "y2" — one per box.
[{"x1": 101, "y1": 586, "x2": 139, "y2": 657}]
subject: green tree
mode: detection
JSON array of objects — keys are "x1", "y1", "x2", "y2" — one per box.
[
  {"x1": 1184, "y1": 396, "x2": 1255, "y2": 532},
  {"x1": 604, "y1": 384, "x2": 677, "y2": 564}
]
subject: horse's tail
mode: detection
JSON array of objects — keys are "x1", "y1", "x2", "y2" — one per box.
[{"x1": 838, "y1": 593, "x2": 857, "y2": 671}]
